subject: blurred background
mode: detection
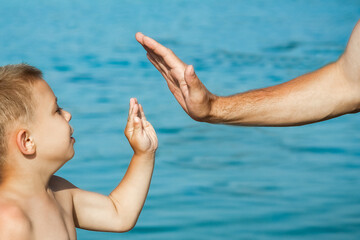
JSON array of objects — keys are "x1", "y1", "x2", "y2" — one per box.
[{"x1": 1, "y1": 0, "x2": 360, "y2": 239}]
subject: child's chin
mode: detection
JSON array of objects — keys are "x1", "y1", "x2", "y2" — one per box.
[
  {"x1": 66, "y1": 149, "x2": 75, "y2": 161},
  {"x1": 70, "y1": 150, "x2": 75, "y2": 158}
]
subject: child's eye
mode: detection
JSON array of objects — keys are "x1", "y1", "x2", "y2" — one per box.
[{"x1": 56, "y1": 107, "x2": 63, "y2": 114}]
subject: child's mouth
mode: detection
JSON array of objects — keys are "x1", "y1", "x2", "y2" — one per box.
[{"x1": 70, "y1": 127, "x2": 74, "y2": 138}]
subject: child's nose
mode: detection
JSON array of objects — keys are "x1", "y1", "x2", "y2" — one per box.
[{"x1": 63, "y1": 110, "x2": 72, "y2": 122}]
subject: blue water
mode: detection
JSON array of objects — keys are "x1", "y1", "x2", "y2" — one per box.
[{"x1": 1, "y1": 0, "x2": 360, "y2": 239}]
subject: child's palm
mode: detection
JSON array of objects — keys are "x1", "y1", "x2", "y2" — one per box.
[{"x1": 125, "y1": 98, "x2": 158, "y2": 154}]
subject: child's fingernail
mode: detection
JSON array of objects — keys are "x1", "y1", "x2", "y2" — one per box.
[{"x1": 134, "y1": 117, "x2": 140, "y2": 123}]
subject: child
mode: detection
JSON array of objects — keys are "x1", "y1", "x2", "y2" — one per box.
[{"x1": 0, "y1": 64, "x2": 158, "y2": 239}]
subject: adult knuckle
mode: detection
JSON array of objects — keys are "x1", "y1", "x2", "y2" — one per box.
[{"x1": 167, "y1": 48, "x2": 173, "y2": 55}]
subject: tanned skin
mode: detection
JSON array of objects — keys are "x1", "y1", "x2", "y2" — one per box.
[{"x1": 136, "y1": 20, "x2": 360, "y2": 126}]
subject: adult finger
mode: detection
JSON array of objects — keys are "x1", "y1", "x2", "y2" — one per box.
[
  {"x1": 135, "y1": 32, "x2": 145, "y2": 45},
  {"x1": 147, "y1": 53, "x2": 170, "y2": 75},
  {"x1": 147, "y1": 53, "x2": 184, "y2": 99},
  {"x1": 147, "y1": 51, "x2": 172, "y2": 74},
  {"x1": 141, "y1": 35, "x2": 185, "y2": 69}
]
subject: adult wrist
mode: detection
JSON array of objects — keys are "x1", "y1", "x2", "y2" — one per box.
[{"x1": 205, "y1": 94, "x2": 221, "y2": 123}]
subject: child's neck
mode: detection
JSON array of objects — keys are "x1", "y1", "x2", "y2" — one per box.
[{"x1": 0, "y1": 167, "x2": 53, "y2": 197}]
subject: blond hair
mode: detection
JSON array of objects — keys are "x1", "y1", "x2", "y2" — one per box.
[{"x1": 0, "y1": 64, "x2": 42, "y2": 170}]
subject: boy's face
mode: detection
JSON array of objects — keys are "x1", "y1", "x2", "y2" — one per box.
[{"x1": 30, "y1": 79, "x2": 75, "y2": 166}]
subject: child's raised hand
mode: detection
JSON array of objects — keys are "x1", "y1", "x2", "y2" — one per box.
[{"x1": 125, "y1": 98, "x2": 158, "y2": 155}]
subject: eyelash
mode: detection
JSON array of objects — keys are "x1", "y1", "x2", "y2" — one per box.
[{"x1": 56, "y1": 107, "x2": 63, "y2": 114}]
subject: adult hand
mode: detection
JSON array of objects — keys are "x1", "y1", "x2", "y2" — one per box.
[
  {"x1": 136, "y1": 20, "x2": 360, "y2": 127},
  {"x1": 136, "y1": 33, "x2": 217, "y2": 122}
]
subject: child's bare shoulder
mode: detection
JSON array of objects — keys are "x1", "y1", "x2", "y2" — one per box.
[
  {"x1": 49, "y1": 175, "x2": 78, "y2": 192},
  {"x1": 49, "y1": 175, "x2": 79, "y2": 214},
  {"x1": 0, "y1": 201, "x2": 32, "y2": 238}
]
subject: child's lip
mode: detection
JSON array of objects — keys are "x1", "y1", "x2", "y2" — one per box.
[{"x1": 70, "y1": 127, "x2": 74, "y2": 137}]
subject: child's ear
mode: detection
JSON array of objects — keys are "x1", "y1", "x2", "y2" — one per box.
[{"x1": 16, "y1": 129, "x2": 36, "y2": 155}]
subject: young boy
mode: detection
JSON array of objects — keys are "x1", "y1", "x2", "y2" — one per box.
[{"x1": 0, "y1": 64, "x2": 158, "y2": 239}]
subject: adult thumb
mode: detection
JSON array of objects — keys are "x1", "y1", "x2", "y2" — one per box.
[{"x1": 184, "y1": 65, "x2": 201, "y2": 92}]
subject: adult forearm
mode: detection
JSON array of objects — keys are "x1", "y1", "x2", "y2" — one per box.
[{"x1": 207, "y1": 61, "x2": 360, "y2": 126}]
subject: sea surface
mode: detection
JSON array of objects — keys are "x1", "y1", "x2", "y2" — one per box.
[{"x1": 1, "y1": 0, "x2": 360, "y2": 239}]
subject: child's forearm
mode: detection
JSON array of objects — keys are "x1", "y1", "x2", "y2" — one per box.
[{"x1": 108, "y1": 153, "x2": 155, "y2": 230}]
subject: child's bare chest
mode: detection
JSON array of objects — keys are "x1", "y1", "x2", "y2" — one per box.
[{"x1": 27, "y1": 195, "x2": 76, "y2": 240}]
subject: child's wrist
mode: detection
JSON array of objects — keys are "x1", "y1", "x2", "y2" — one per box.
[{"x1": 133, "y1": 151, "x2": 156, "y2": 159}]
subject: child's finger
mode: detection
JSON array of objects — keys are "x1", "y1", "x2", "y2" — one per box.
[
  {"x1": 147, "y1": 123, "x2": 156, "y2": 134},
  {"x1": 144, "y1": 122, "x2": 158, "y2": 146},
  {"x1": 126, "y1": 100, "x2": 138, "y2": 134},
  {"x1": 128, "y1": 98, "x2": 135, "y2": 121},
  {"x1": 132, "y1": 103, "x2": 139, "y2": 120},
  {"x1": 139, "y1": 104, "x2": 147, "y2": 125},
  {"x1": 135, "y1": 102, "x2": 141, "y2": 119}
]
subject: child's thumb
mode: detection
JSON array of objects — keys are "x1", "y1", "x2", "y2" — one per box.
[{"x1": 134, "y1": 117, "x2": 143, "y2": 135}]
